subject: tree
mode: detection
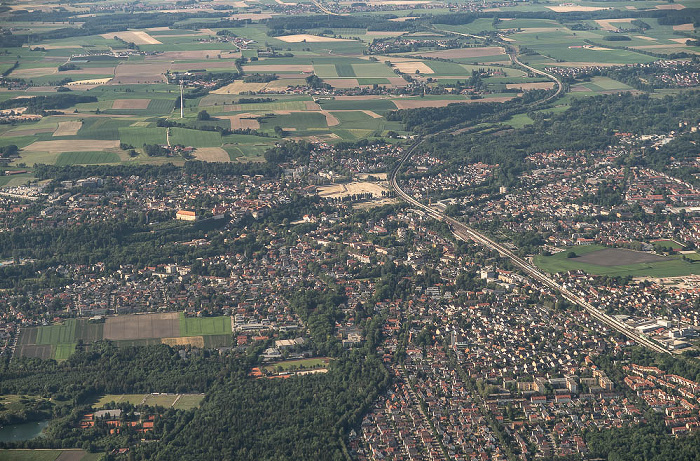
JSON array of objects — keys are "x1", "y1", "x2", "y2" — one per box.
[{"x1": 197, "y1": 110, "x2": 211, "y2": 121}]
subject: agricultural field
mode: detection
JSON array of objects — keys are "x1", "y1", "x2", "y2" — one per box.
[
  {"x1": 16, "y1": 314, "x2": 234, "y2": 359},
  {"x1": 534, "y1": 245, "x2": 700, "y2": 277},
  {"x1": 179, "y1": 313, "x2": 232, "y2": 337},
  {"x1": 0, "y1": 0, "x2": 695, "y2": 184}
]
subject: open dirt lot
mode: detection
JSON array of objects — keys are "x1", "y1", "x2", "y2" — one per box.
[
  {"x1": 23, "y1": 140, "x2": 119, "y2": 153},
  {"x1": 112, "y1": 99, "x2": 151, "y2": 109},
  {"x1": 276, "y1": 34, "x2": 351, "y2": 43},
  {"x1": 103, "y1": 30, "x2": 162, "y2": 45},
  {"x1": 194, "y1": 147, "x2": 230, "y2": 162},
  {"x1": 575, "y1": 248, "x2": 671, "y2": 267},
  {"x1": 416, "y1": 46, "x2": 505, "y2": 59},
  {"x1": 656, "y1": 3, "x2": 684, "y2": 9},
  {"x1": 317, "y1": 181, "x2": 388, "y2": 198},
  {"x1": 393, "y1": 61, "x2": 434, "y2": 74},
  {"x1": 53, "y1": 121, "x2": 82, "y2": 137},
  {"x1": 103, "y1": 313, "x2": 180, "y2": 340}
]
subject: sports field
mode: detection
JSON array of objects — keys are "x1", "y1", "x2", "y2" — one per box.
[
  {"x1": 534, "y1": 245, "x2": 700, "y2": 277},
  {"x1": 263, "y1": 357, "x2": 330, "y2": 372},
  {"x1": 94, "y1": 393, "x2": 204, "y2": 410}
]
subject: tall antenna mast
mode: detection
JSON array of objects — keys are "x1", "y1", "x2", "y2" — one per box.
[{"x1": 180, "y1": 81, "x2": 184, "y2": 119}]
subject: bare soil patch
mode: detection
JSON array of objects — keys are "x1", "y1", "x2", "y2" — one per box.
[
  {"x1": 112, "y1": 99, "x2": 151, "y2": 109},
  {"x1": 276, "y1": 34, "x2": 351, "y2": 43},
  {"x1": 103, "y1": 313, "x2": 180, "y2": 340},
  {"x1": 575, "y1": 248, "x2": 671, "y2": 267},
  {"x1": 416, "y1": 46, "x2": 505, "y2": 59},
  {"x1": 227, "y1": 113, "x2": 261, "y2": 130},
  {"x1": 53, "y1": 121, "x2": 82, "y2": 137},
  {"x1": 61, "y1": 66, "x2": 116, "y2": 76},
  {"x1": 212, "y1": 81, "x2": 268, "y2": 94},
  {"x1": 393, "y1": 61, "x2": 434, "y2": 74},
  {"x1": 12, "y1": 67, "x2": 57, "y2": 78},
  {"x1": 317, "y1": 181, "x2": 388, "y2": 198},
  {"x1": 366, "y1": 31, "x2": 404, "y2": 36},
  {"x1": 103, "y1": 30, "x2": 162, "y2": 45},
  {"x1": 656, "y1": 3, "x2": 684, "y2": 9},
  {"x1": 162, "y1": 336, "x2": 205, "y2": 347},
  {"x1": 194, "y1": 147, "x2": 230, "y2": 162},
  {"x1": 231, "y1": 13, "x2": 272, "y2": 20},
  {"x1": 595, "y1": 18, "x2": 634, "y2": 31},
  {"x1": 673, "y1": 24, "x2": 695, "y2": 31},
  {"x1": 547, "y1": 5, "x2": 608, "y2": 12},
  {"x1": 67, "y1": 78, "x2": 112, "y2": 88},
  {"x1": 112, "y1": 62, "x2": 168, "y2": 84},
  {"x1": 320, "y1": 110, "x2": 339, "y2": 126},
  {"x1": 24, "y1": 140, "x2": 119, "y2": 153}
]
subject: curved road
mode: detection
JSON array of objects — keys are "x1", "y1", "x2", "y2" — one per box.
[{"x1": 388, "y1": 39, "x2": 668, "y2": 354}]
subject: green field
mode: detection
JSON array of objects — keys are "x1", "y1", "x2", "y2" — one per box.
[
  {"x1": 94, "y1": 393, "x2": 204, "y2": 410},
  {"x1": 55, "y1": 152, "x2": 121, "y2": 166},
  {"x1": 259, "y1": 112, "x2": 328, "y2": 132},
  {"x1": 317, "y1": 99, "x2": 396, "y2": 112},
  {"x1": 119, "y1": 127, "x2": 168, "y2": 146},
  {"x1": 169, "y1": 128, "x2": 222, "y2": 147},
  {"x1": 335, "y1": 63, "x2": 356, "y2": 77},
  {"x1": 263, "y1": 357, "x2": 329, "y2": 372},
  {"x1": 53, "y1": 343, "x2": 77, "y2": 360},
  {"x1": 0, "y1": 450, "x2": 103, "y2": 461},
  {"x1": 534, "y1": 245, "x2": 700, "y2": 277},
  {"x1": 77, "y1": 119, "x2": 133, "y2": 140},
  {"x1": 179, "y1": 313, "x2": 232, "y2": 337}
]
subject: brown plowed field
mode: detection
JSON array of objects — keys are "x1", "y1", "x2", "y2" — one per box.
[{"x1": 103, "y1": 313, "x2": 180, "y2": 340}]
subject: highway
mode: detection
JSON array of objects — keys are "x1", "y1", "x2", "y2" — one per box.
[{"x1": 389, "y1": 139, "x2": 671, "y2": 357}]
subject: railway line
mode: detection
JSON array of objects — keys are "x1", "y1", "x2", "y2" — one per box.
[{"x1": 387, "y1": 52, "x2": 670, "y2": 355}]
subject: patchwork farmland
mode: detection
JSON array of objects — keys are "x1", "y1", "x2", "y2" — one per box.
[{"x1": 16, "y1": 313, "x2": 233, "y2": 360}]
